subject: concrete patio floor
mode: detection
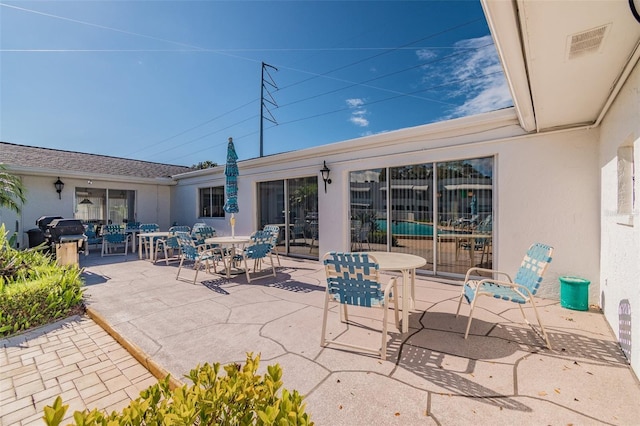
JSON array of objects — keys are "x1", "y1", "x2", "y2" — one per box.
[{"x1": 4, "y1": 252, "x2": 640, "y2": 425}]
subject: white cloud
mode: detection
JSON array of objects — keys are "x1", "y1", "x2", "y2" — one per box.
[
  {"x1": 419, "y1": 34, "x2": 512, "y2": 119},
  {"x1": 346, "y1": 98, "x2": 369, "y2": 127},
  {"x1": 416, "y1": 48, "x2": 437, "y2": 61},
  {"x1": 350, "y1": 115, "x2": 369, "y2": 127},
  {"x1": 346, "y1": 98, "x2": 365, "y2": 108}
]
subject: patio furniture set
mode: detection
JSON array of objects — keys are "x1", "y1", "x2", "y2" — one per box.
[
  {"x1": 320, "y1": 242, "x2": 554, "y2": 360},
  {"x1": 92, "y1": 222, "x2": 280, "y2": 284},
  {"x1": 90, "y1": 221, "x2": 553, "y2": 361}
]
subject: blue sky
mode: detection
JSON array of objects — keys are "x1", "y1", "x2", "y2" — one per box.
[{"x1": 0, "y1": 1, "x2": 512, "y2": 167}]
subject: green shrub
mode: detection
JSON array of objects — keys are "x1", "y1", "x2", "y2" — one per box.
[
  {"x1": 43, "y1": 353, "x2": 313, "y2": 426},
  {"x1": 369, "y1": 231, "x2": 399, "y2": 247},
  {"x1": 0, "y1": 224, "x2": 84, "y2": 337}
]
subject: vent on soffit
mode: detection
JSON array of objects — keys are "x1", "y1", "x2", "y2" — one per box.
[{"x1": 566, "y1": 24, "x2": 610, "y2": 60}]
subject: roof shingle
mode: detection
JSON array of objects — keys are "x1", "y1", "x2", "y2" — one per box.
[{"x1": 0, "y1": 142, "x2": 191, "y2": 179}]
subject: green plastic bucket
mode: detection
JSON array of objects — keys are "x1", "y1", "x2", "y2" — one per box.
[{"x1": 559, "y1": 276, "x2": 590, "y2": 311}]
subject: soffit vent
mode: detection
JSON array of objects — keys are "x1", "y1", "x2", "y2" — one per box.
[{"x1": 567, "y1": 24, "x2": 610, "y2": 59}]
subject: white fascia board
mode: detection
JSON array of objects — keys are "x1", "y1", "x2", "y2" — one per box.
[
  {"x1": 172, "y1": 165, "x2": 225, "y2": 180},
  {"x1": 171, "y1": 108, "x2": 523, "y2": 184},
  {"x1": 481, "y1": 0, "x2": 537, "y2": 132},
  {"x1": 4, "y1": 165, "x2": 176, "y2": 185},
  {"x1": 225, "y1": 108, "x2": 522, "y2": 172}
]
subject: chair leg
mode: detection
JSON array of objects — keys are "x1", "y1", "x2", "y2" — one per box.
[
  {"x1": 464, "y1": 297, "x2": 479, "y2": 339},
  {"x1": 381, "y1": 298, "x2": 389, "y2": 361},
  {"x1": 269, "y1": 254, "x2": 276, "y2": 277},
  {"x1": 391, "y1": 278, "x2": 400, "y2": 328},
  {"x1": 193, "y1": 259, "x2": 200, "y2": 284},
  {"x1": 244, "y1": 256, "x2": 252, "y2": 283},
  {"x1": 320, "y1": 290, "x2": 331, "y2": 347},
  {"x1": 519, "y1": 300, "x2": 552, "y2": 349},
  {"x1": 176, "y1": 257, "x2": 185, "y2": 280},
  {"x1": 455, "y1": 287, "x2": 465, "y2": 317}
]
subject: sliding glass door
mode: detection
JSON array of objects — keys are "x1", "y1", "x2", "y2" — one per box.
[
  {"x1": 75, "y1": 187, "x2": 136, "y2": 226},
  {"x1": 435, "y1": 158, "x2": 493, "y2": 275},
  {"x1": 349, "y1": 156, "x2": 493, "y2": 277},
  {"x1": 257, "y1": 176, "x2": 319, "y2": 259}
]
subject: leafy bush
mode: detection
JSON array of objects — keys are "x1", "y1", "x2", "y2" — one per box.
[
  {"x1": 369, "y1": 231, "x2": 399, "y2": 247},
  {"x1": 0, "y1": 224, "x2": 84, "y2": 337},
  {"x1": 43, "y1": 353, "x2": 313, "y2": 426}
]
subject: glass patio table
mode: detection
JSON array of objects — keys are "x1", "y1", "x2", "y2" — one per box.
[{"x1": 365, "y1": 251, "x2": 427, "y2": 333}]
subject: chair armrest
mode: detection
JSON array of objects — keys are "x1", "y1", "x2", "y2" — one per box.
[
  {"x1": 472, "y1": 277, "x2": 533, "y2": 300},
  {"x1": 464, "y1": 268, "x2": 512, "y2": 283},
  {"x1": 382, "y1": 276, "x2": 398, "y2": 297}
]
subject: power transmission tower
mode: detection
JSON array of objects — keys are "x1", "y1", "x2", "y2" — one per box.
[{"x1": 260, "y1": 62, "x2": 278, "y2": 157}]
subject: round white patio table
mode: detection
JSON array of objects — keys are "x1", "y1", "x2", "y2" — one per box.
[
  {"x1": 205, "y1": 236, "x2": 251, "y2": 278},
  {"x1": 138, "y1": 231, "x2": 170, "y2": 261},
  {"x1": 365, "y1": 251, "x2": 427, "y2": 333}
]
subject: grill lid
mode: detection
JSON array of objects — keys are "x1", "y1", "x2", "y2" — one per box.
[
  {"x1": 36, "y1": 215, "x2": 63, "y2": 230},
  {"x1": 48, "y1": 219, "x2": 86, "y2": 241}
]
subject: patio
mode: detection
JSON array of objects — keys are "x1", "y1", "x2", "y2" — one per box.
[{"x1": 70, "y1": 251, "x2": 640, "y2": 424}]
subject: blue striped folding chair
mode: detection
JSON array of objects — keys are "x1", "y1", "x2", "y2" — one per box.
[
  {"x1": 101, "y1": 224, "x2": 130, "y2": 257},
  {"x1": 321, "y1": 252, "x2": 399, "y2": 360},
  {"x1": 83, "y1": 223, "x2": 102, "y2": 254},
  {"x1": 139, "y1": 223, "x2": 160, "y2": 258},
  {"x1": 155, "y1": 231, "x2": 180, "y2": 265},
  {"x1": 241, "y1": 230, "x2": 276, "y2": 283},
  {"x1": 170, "y1": 225, "x2": 191, "y2": 233},
  {"x1": 456, "y1": 242, "x2": 554, "y2": 349},
  {"x1": 263, "y1": 224, "x2": 281, "y2": 266},
  {"x1": 174, "y1": 232, "x2": 224, "y2": 284}
]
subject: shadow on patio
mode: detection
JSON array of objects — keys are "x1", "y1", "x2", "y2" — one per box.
[{"x1": 78, "y1": 253, "x2": 639, "y2": 425}]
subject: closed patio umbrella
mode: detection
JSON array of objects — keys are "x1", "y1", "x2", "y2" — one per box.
[
  {"x1": 470, "y1": 193, "x2": 477, "y2": 217},
  {"x1": 223, "y1": 137, "x2": 239, "y2": 237}
]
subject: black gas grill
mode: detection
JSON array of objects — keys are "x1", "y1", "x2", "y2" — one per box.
[
  {"x1": 45, "y1": 218, "x2": 87, "y2": 264},
  {"x1": 47, "y1": 219, "x2": 86, "y2": 244},
  {"x1": 35, "y1": 215, "x2": 63, "y2": 234}
]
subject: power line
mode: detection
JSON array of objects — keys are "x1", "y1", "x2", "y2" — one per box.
[
  {"x1": 3, "y1": 1, "x2": 497, "y2": 163},
  {"x1": 143, "y1": 20, "x2": 488, "y2": 160},
  {"x1": 125, "y1": 99, "x2": 257, "y2": 157}
]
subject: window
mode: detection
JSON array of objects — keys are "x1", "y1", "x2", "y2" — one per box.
[
  {"x1": 199, "y1": 186, "x2": 225, "y2": 218},
  {"x1": 617, "y1": 143, "x2": 635, "y2": 226},
  {"x1": 74, "y1": 187, "x2": 136, "y2": 225}
]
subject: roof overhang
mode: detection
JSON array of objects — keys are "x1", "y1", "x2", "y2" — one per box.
[
  {"x1": 5, "y1": 165, "x2": 176, "y2": 185},
  {"x1": 483, "y1": 0, "x2": 640, "y2": 132}
]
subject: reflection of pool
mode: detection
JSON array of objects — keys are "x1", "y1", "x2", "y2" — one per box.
[{"x1": 375, "y1": 220, "x2": 434, "y2": 236}]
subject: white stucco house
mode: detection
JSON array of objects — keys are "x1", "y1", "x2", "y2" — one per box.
[{"x1": 2, "y1": 0, "x2": 639, "y2": 376}]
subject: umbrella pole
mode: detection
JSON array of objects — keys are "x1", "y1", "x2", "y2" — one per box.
[{"x1": 230, "y1": 213, "x2": 236, "y2": 237}]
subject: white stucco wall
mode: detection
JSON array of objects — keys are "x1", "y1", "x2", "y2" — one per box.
[
  {"x1": 173, "y1": 108, "x2": 601, "y2": 301},
  {"x1": 0, "y1": 173, "x2": 174, "y2": 248},
  {"x1": 599, "y1": 60, "x2": 640, "y2": 373}
]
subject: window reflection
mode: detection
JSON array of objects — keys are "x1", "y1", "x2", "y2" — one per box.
[{"x1": 349, "y1": 157, "x2": 493, "y2": 277}]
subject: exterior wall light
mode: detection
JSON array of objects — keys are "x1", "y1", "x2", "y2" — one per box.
[
  {"x1": 320, "y1": 161, "x2": 332, "y2": 193},
  {"x1": 54, "y1": 177, "x2": 64, "y2": 199}
]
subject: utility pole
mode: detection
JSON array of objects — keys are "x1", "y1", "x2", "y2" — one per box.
[{"x1": 260, "y1": 62, "x2": 278, "y2": 157}]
